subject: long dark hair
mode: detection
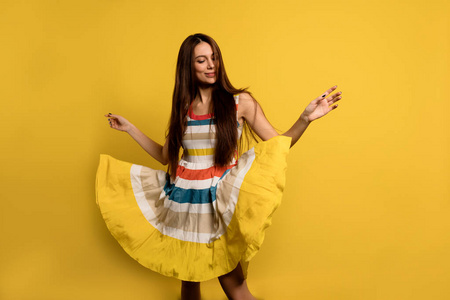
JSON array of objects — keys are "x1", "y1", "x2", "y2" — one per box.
[{"x1": 167, "y1": 33, "x2": 250, "y2": 178}]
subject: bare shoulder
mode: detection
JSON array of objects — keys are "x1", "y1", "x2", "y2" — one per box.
[
  {"x1": 238, "y1": 92, "x2": 257, "y2": 112},
  {"x1": 238, "y1": 92, "x2": 254, "y2": 103}
]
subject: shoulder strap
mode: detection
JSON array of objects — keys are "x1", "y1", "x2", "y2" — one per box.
[
  {"x1": 234, "y1": 94, "x2": 239, "y2": 120},
  {"x1": 234, "y1": 94, "x2": 241, "y2": 129}
]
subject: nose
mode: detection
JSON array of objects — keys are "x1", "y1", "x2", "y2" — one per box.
[{"x1": 207, "y1": 59, "x2": 214, "y2": 69}]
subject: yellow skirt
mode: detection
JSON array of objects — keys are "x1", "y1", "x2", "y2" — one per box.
[{"x1": 95, "y1": 135, "x2": 291, "y2": 282}]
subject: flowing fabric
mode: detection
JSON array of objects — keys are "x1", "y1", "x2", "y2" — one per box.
[{"x1": 95, "y1": 95, "x2": 291, "y2": 281}]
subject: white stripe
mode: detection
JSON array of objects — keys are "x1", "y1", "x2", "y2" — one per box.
[
  {"x1": 163, "y1": 199, "x2": 213, "y2": 213},
  {"x1": 216, "y1": 148, "x2": 255, "y2": 228},
  {"x1": 130, "y1": 164, "x2": 159, "y2": 223},
  {"x1": 187, "y1": 116, "x2": 213, "y2": 121},
  {"x1": 178, "y1": 158, "x2": 214, "y2": 169},
  {"x1": 130, "y1": 148, "x2": 252, "y2": 244},
  {"x1": 185, "y1": 125, "x2": 216, "y2": 134},
  {"x1": 177, "y1": 157, "x2": 236, "y2": 169},
  {"x1": 182, "y1": 139, "x2": 216, "y2": 149},
  {"x1": 174, "y1": 176, "x2": 221, "y2": 190},
  {"x1": 131, "y1": 164, "x2": 217, "y2": 243}
]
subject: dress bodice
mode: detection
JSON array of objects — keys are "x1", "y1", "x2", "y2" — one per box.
[{"x1": 181, "y1": 94, "x2": 242, "y2": 164}]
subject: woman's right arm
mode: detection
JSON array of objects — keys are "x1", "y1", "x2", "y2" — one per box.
[{"x1": 105, "y1": 113, "x2": 169, "y2": 165}]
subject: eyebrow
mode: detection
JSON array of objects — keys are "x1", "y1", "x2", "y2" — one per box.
[{"x1": 194, "y1": 53, "x2": 215, "y2": 59}]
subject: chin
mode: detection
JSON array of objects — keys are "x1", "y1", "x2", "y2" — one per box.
[
  {"x1": 203, "y1": 79, "x2": 216, "y2": 85},
  {"x1": 197, "y1": 78, "x2": 217, "y2": 86}
]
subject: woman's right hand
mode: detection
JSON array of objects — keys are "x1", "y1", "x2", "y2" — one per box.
[{"x1": 104, "y1": 113, "x2": 133, "y2": 132}]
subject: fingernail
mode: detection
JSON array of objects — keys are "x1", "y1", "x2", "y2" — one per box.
[
  {"x1": 109, "y1": 113, "x2": 112, "y2": 115},
  {"x1": 322, "y1": 94, "x2": 326, "y2": 97}
]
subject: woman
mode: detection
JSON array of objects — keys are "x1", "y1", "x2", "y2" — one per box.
[{"x1": 96, "y1": 33, "x2": 342, "y2": 300}]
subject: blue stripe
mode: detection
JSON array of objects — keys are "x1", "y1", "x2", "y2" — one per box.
[
  {"x1": 163, "y1": 169, "x2": 231, "y2": 204},
  {"x1": 164, "y1": 186, "x2": 216, "y2": 204},
  {"x1": 186, "y1": 119, "x2": 239, "y2": 127},
  {"x1": 187, "y1": 119, "x2": 216, "y2": 126}
]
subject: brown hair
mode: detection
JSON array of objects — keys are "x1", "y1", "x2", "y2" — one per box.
[{"x1": 167, "y1": 33, "x2": 256, "y2": 178}]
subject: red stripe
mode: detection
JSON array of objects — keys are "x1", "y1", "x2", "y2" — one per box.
[
  {"x1": 188, "y1": 104, "x2": 213, "y2": 120},
  {"x1": 176, "y1": 163, "x2": 237, "y2": 180},
  {"x1": 188, "y1": 103, "x2": 238, "y2": 120}
]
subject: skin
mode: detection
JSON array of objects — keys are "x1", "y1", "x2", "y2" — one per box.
[
  {"x1": 193, "y1": 42, "x2": 217, "y2": 87},
  {"x1": 105, "y1": 42, "x2": 343, "y2": 300}
]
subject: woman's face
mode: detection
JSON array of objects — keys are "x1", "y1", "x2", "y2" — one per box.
[{"x1": 193, "y1": 42, "x2": 217, "y2": 85}]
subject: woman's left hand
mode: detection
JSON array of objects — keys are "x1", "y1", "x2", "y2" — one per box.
[{"x1": 301, "y1": 85, "x2": 342, "y2": 122}]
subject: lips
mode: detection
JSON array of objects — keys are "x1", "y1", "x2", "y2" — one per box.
[{"x1": 205, "y1": 72, "x2": 215, "y2": 77}]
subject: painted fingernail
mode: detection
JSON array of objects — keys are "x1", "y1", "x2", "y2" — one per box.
[
  {"x1": 109, "y1": 113, "x2": 112, "y2": 115},
  {"x1": 322, "y1": 94, "x2": 326, "y2": 97}
]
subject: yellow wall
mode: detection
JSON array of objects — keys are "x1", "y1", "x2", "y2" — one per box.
[{"x1": 1, "y1": 0, "x2": 449, "y2": 299}]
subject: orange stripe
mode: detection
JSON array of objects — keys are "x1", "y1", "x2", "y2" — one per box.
[
  {"x1": 176, "y1": 164, "x2": 237, "y2": 180},
  {"x1": 188, "y1": 104, "x2": 213, "y2": 120},
  {"x1": 188, "y1": 102, "x2": 238, "y2": 120}
]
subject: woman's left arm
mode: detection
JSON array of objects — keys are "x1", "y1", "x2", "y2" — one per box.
[{"x1": 239, "y1": 85, "x2": 342, "y2": 148}]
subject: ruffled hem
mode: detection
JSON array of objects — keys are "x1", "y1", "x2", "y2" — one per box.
[{"x1": 95, "y1": 135, "x2": 291, "y2": 281}]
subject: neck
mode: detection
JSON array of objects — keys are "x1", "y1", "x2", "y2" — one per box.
[{"x1": 197, "y1": 85, "x2": 214, "y2": 103}]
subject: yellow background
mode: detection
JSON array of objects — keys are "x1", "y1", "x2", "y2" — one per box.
[{"x1": 1, "y1": 0, "x2": 449, "y2": 299}]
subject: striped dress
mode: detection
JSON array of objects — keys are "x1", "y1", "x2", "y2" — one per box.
[{"x1": 96, "y1": 94, "x2": 292, "y2": 281}]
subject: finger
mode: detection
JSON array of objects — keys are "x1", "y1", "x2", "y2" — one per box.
[
  {"x1": 105, "y1": 113, "x2": 119, "y2": 118},
  {"x1": 106, "y1": 115, "x2": 119, "y2": 121},
  {"x1": 327, "y1": 93, "x2": 342, "y2": 104},
  {"x1": 316, "y1": 85, "x2": 338, "y2": 102},
  {"x1": 327, "y1": 103, "x2": 338, "y2": 112},
  {"x1": 326, "y1": 90, "x2": 342, "y2": 102}
]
